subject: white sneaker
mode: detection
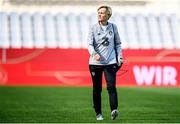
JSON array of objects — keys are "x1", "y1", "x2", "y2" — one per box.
[
  {"x1": 111, "y1": 109, "x2": 118, "y2": 120},
  {"x1": 96, "y1": 114, "x2": 103, "y2": 121}
]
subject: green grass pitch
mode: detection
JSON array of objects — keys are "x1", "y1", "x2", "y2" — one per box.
[{"x1": 0, "y1": 87, "x2": 180, "y2": 123}]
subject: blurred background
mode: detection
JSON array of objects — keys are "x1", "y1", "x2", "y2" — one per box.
[
  {"x1": 0, "y1": 0, "x2": 180, "y2": 86},
  {"x1": 0, "y1": 0, "x2": 180, "y2": 49}
]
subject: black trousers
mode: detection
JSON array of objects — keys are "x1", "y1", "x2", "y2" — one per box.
[{"x1": 89, "y1": 64, "x2": 118, "y2": 115}]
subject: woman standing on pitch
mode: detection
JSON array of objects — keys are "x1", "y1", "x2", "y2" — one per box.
[{"x1": 87, "y1": 5, "x2": 123, "y2": 120}]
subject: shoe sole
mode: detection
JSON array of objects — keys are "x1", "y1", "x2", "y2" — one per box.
[{"x1": 96, "y1": 118, "x2": 103, "y2": 121}]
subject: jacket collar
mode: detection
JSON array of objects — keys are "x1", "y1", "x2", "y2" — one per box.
[{"x1": 97, "y1": 22, "x2": 112, "y2": 34}]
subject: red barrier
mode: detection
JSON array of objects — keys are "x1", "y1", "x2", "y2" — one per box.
[{"x1": 0, "y1": 48, "x2": 179, "y2": 87}]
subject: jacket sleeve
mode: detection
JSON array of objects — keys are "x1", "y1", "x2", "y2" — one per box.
[
  {"x1": 87, "y1": 26, "x2": 97, "y2": 56},
  {"x1": 114, "y1": 24, "x2": 123, "y2": 59}
]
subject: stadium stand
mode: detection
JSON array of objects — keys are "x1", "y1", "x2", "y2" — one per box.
[
  {"x1": 0, "y1": 12, "x2": 9, "y2": 48},
  {"x1": 0, "y1": 12, "x2": 179, "y2": 49},
  {"x1": 2, "y1": 0, "x2": 150, "y2": 6},
  {"x1": 21, "y1": 12, "x2": 34, "y2": 48},
  {"x1": 147, "y1": 14, "x2": 162, "y2": 49},
  {"x1": 9, "y1": 12, "x2": 21, "y2": 48},
  {"x1": 56, "y1": 13, "x2": 70, "y2": 48},
  {"x1": 32, "y1": 13, "x2": 46, "y2": 48}
]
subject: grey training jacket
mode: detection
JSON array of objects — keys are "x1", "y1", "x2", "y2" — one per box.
[{"x1": 87, "y1": 22, "x2": 123, "y2": 65}]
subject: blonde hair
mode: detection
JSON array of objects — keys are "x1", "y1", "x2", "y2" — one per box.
[{"x1": 97, "y1": 5, "x2": 112, "y2": 19}]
